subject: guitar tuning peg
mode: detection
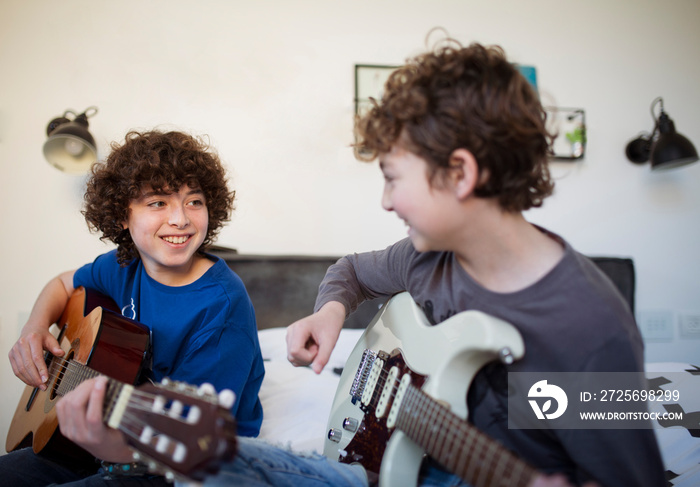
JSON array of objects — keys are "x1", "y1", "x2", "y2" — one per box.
[
  {"x1": 197, "y1": 382, "x2": 216, "y2": 397},
  {"x1": 218, "y1": 389, "x2": 235, "y2": 409}
]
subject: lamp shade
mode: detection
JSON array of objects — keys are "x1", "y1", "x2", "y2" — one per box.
[
  {"x1": 43, "y1": 110, "x2": 98, "y2": 173},
  {"x1": 649, "y1": 112, "x2": 699, "y2": 170}
]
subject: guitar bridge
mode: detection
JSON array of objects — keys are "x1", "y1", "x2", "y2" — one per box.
[{"x1": 349, "y1": 349, "x2": 377, "y2": 404}]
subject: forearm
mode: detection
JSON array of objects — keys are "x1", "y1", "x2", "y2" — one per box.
[
  {"x1": 315, "y1": 242, "x2": 411, "y2": 314},
  {"x1": 24, "y1": 271, "x2": 75, "y2": 333}
]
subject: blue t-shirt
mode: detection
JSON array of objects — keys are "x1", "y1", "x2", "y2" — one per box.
[{"x1": 74, "y1": 250, "x2": 264, "y2": 437}]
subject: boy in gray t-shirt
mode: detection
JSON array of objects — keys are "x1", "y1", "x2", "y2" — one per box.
[{"x1": 286, "y1": 41, "x2": 664, "y2": 487}]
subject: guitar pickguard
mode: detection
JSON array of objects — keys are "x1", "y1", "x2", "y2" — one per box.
[{"x1": 339, "y1": 348, "x2": 426, "y2": 473}]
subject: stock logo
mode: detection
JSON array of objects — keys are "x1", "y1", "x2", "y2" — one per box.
[{"x1": 528, "y1": 380, "x2": 568, "y2": 420}]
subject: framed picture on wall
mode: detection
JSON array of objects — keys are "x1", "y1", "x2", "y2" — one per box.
[
  {"x1": 546, "y1": 107, "x2": 586, "y2": 160},
  {"x1": 354, "y1": 64, "x2": 400, "y2": 116}
]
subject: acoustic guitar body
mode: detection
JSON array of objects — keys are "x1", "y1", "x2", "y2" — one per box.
[{"x1": 5, "y1": 287, "x2": 150, "y2": 468}]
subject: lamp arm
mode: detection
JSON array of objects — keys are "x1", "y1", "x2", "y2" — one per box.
[{"x1": 650, "y1": 97, "x2": 664, "y2": 123}]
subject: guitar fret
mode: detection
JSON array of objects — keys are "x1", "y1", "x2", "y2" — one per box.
[
  {"x1": 459, "y1": 425, "x2": 479, "y2": 484},
  {"x1": 440, "y1": 418, "x2": 459, "y2": 472},
  {"x1": 465, "y1": 426, "x2": 487, "y2": 485},
  {"x1": 432, "y1": 404, "x2": 450, "y2": 466},
  {"x1": 471, "y1": 423, "x2": 500, "y2": 487},
  {"x1": 441, "y1": 412, "x2": 465, "y2": 473},
  {"x1": 475, "y1": 436, "x2": 499, "y2": 487},
  {"x1": 425, "y1": 395, "x2": 442, "y2": 454},
  {"x1": 414, "y1": 390, "x2": 433, "y2": 448},
  {"x1": 393, "y1": 381, "x2": 537, "y2": 487},
  {"x1": 491, "y1": 446, "x2": 511, "y2": 484},
  {"x1": 397, "y1": 386, "x2": 420, "y2": 439},
  {"x1": 412, "y1": 390, "x2": 430, "y2": 448}
]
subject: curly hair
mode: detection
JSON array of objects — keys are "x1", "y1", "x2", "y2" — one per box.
[
  {"x1": 82, "y1": 130, "x2": 235, "y2": 265},
  {"x1": 355, "y1": 40, "x2": 554, "y2": 212}
]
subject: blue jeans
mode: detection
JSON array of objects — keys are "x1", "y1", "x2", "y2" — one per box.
[
  {"x1": 0, "y1": 448, "x2": 169, "y2": 487},
  {"x1": 201, "y1": 438, "x2": 468, "y2": 487}
]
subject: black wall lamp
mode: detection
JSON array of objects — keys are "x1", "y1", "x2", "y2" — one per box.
[
  {"x1": 43, "y1": 106, "x2": 98, "y2": 173},
  {"x1": 625, "y1": 97, "x2": 698, "y2": 171}
]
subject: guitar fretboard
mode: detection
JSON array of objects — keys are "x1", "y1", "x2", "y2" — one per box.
[{"x1": 395, "y1": 383, "x2": 537, "y2": 487}]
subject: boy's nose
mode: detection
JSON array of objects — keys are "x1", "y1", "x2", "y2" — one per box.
[
  {"x1": 169, "y1": 205, "x2": 189, "y2": 227},
  {"x1": 381, "y1": 189, "x2": 393, "y2": 212}
]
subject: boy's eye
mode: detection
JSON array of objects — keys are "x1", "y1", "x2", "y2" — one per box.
[
  {"x1": 149, "y1": 201, "x2": 166, "y2": 208},
  {"x1": 187, "y1": 199, "x2": 205, "y2": 207}
]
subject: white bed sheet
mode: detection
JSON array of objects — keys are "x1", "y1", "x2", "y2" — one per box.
[{"x1": 257, "y1": 327, "x2": 364, "y2": 453}]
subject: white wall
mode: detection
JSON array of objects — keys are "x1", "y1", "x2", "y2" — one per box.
[{"x1": 1, "y1": 0, "x2": 699, "y2": 447}]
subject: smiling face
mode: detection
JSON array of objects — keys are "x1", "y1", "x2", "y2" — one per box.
[
  {"x1": 123, "y1": 184, "x2": 209, "y2": 282},
  {"x1": 379, "y1": 145, "x2": 464, "y2": 253}
]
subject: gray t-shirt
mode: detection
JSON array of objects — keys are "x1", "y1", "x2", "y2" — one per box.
[{"x1": 315, "y1": 233, "x2": 664, "y2": 486}]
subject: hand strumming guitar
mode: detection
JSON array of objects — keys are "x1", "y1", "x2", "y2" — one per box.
[{"x1": 8, "y1": 271, "x2": 75, "y2": 390}]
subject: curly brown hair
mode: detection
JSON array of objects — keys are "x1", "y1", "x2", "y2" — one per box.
[
  {"x1": 355, "y1": 40, "x2": 554, "y2": 212},
  {"x1": 82, "y1": 130, "x2": 235, "y2": 265}
]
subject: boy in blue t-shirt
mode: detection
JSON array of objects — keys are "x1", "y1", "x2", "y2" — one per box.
[{"x1": 5, "y1": 130, "x2": 264, "y2": 486}]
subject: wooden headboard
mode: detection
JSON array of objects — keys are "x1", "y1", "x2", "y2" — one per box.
[{"x1": 210, "y1": 248, "x2": 386, "y2": 330}]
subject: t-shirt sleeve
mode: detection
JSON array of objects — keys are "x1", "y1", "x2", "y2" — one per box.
[
  {"x1": 314, "y1": 238, "x2": 415, "y2": 315},
  {"x1": 73, "y1": 250, "x2": 124, "y2": 297}
]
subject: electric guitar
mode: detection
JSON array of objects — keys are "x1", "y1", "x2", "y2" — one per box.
[
  {"x1": 6, "y1": 287, "x2": 237, "y2": 482},
  {"x1": 324, "y1": 292, "x2": 536, "y2": 487}
]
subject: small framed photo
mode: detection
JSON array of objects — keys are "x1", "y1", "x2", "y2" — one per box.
[
  {"x1": 354, "y1": 64, "x2": 400, "y2": 116},
  {"x1": 546, "y1": 107, "x2": 586, "y2": 160}
]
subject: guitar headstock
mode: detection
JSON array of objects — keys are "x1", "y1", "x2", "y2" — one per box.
[{"x1": 110, "y1": 379, "x2": 237, "y2": 482}]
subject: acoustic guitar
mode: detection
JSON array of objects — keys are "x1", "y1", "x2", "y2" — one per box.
[
  {"x1": 324, "y1": 292, "x2": 537, "y2": 487},
  {"x1": 6, "y1": 286, "x2": 237, "y2": 482}
]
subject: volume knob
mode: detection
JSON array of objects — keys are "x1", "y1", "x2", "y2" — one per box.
[
  {"x1": 342, "y1": 417, "x2": 359, "y2": 432},
  {"x1": 327, "y1": 428, "x2": 342, "y2": 443}
]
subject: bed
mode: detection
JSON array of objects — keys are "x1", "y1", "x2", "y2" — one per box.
[{"x1": 208, "y1": 249, "x2": 700, "y2": 486}]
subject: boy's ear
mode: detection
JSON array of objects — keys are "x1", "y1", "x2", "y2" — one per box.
[{"x1": 448, "y1": 148, "x2": 480, "y2": 200}]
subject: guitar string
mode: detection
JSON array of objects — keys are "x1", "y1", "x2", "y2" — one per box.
[
  {"x1": 43, "y1": 357, "x2": 175, "y2": 405},
  {"x1": 45, "y1": 356, "x2": 210, "y2": 460}
]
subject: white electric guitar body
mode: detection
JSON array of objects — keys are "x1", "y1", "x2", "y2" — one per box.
[{"x1": 323, "y1": 292, "x2": 535, "y2": 487}]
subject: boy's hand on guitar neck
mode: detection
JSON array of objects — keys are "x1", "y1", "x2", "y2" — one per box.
[
  {"x1": 56, "y1": 376, "x2": 134, "y2": 463},
  {"x1": 286, "y1": 301, "x2": 345, "y2": 374}
]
